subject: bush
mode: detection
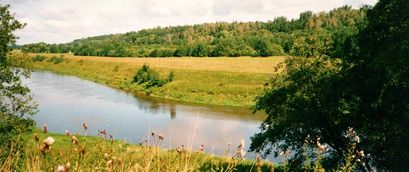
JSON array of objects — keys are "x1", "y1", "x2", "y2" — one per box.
[
  {"x1": 167, "y1": 71, "x2": 175, "y2": 82},
  {"x1": 133, "y1": 64, "x2": 174, "y2": 89},
  {"x1": 47, "y1": 55, "x2": 64, "y2": 64},
  {"x1": 31, "y1": 55, "x2": 46, "y2": 62}
]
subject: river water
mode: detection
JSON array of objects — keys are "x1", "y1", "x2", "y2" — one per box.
[{"x1": 25, "y1": 71, "x2": 272, "y2": 160}]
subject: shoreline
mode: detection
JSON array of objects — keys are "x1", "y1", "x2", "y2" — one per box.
[{"x1": 17, "y1": 52, "x2": 283, "y2": 108}]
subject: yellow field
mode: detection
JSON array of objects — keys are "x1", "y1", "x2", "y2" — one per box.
[
  {"x1": 20, "y1": 53, "x2": 285, "y2": 107},
  {"x1": 31, "y1": 53, "x2": 285, "y2": 73}
]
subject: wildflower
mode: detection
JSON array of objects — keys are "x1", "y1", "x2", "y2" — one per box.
[
  {"x1": 199, "y1": 144, "x2": 204, "y2": 152},
  {"x1": 98, "y1": 129, "x2": 107, "y2": 138},
  {"x1": 358, "y1": 150, "x2": 365, "y2": 157},
  {"x1": 83, "y1": 122, "x2": 88, "y2": 136},
  {"x1": 117, "y1": 158, "x2": 123, "y2": 165},
  {"x1": 40, "y1": 137, "x2": 55, "y2": 153},
  {"x1": 57, "y1": 165, "x2": 65, "y2": 172},
  {"x1": 82, "y1": 122, "x2": 88, "y2": 130},
  {"x1": 43, "y1": 137, "x2": 55, "y2": 146},
  {"x1": 104, "y1": 153, "x2": 110, "y2": 160},
  {"x1": 65, "y1": 130, "x2": 70, "y2": 136},
  {"x1": 316, "y1": 137, "x2": 327, "y2": 154},
  {"x1": 65, "y1": 162, "x2": 71, "y2": 172},
  {"x1": 256, "y1": 155, "x2": 262, "y2": 172},
  {"x1": 78, "y1": 145, "x2": 86, "y2": 156},
  {"x1": 109, "y1": 134, "x2": 114, "y2": 144},
  {"x1": 236, "y1": 139, "x2": 246, "y2": 159},
  {"x1": 43, "y1": 124, "x2": 48, "y2": 133},
  {"x1": 158, "y1": 134, "x2": 164, "y2": 140},
  {"x1": 34, "y1": 133, "x2": 39, "y2": 143},
  {"x1": 354, "y1": 135, "x2": 361, "y2": 143},
  {"x1": 226, "y1": 141, "x2": 232, "y2": 157},
  {"x1": 239, "y1": 139, "x2": 245, "y2": 148},
  {"x1": 107, "y1": 160, "x2": 113, "y2": 169},
  {"x1": 71, "y1": 136, "x2": 79, "y2": 145}
]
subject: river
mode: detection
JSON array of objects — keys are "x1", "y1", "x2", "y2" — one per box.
[{"x1": 25, "y1": 71, "x2": 273, "y2": 160}]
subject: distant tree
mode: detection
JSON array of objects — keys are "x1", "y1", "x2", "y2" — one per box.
[
  {"x1": 290, "y1": 31, "x2": 333, "y2": 57},
  {"x1": 191, "y1": 43, "x2": 209, "y2": 57},
  {"x1": 174, "y1": 46, "x2": 189, "y2": 57},
  {"x1": 252, "y1": 38, "x2": 285, "y2": 57},
  {"x1": 17, "y1": 6, "x2": 366, "y2": 58}
]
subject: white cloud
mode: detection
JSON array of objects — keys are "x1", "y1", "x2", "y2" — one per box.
[{"x1": 3, "y1": 0, "x2": 377, "y2": 44}]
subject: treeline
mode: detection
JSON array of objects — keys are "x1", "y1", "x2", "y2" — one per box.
[{"x1": 19, "y1": 6, "x2": 367, "y2": 57}]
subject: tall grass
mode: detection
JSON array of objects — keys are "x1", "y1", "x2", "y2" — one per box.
[{"x1": 0, "y1": 128, "x2": 279, "y2": 171}]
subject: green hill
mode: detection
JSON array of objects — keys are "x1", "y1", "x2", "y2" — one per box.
[{"x1": 19, "y1": 6, "x2": 366, "y2": 58}]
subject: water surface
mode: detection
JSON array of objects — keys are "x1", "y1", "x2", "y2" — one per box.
[{"x1": 25, "y1": 71, "x2": 270, "y2": 159}]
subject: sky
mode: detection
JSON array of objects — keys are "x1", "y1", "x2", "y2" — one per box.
[{"x1": 2, "y1": 0, "x2": 377, "y2": 45}]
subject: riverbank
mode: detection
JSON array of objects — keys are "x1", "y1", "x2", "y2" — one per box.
[
  {"x1": 9, "y1": 129, "x2": 279, "y2": 171},
  {"x1": 15, "y1": 52, "x2": 284, "y2": 107}
]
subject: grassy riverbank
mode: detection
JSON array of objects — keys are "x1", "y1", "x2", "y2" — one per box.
[
  {"x1": 1, "y1": 129, "x2": 279, "y2": 171},
  {"x1": 16, "y1": 52, "x2": 284, "y2": 107}
]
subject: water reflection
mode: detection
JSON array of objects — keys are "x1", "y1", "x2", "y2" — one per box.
[
  {"x1": 170, "y1": 105, "x2": 176, "y2": 119},
  {"x1": 24, "y1": 71, "x2": 274, "y2": 160}
]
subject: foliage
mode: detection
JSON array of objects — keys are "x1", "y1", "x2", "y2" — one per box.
[
  {"x1": 342, "y1": 0, "x2": 409, "y2": 170},
  {"x1": 133, "y1": 64, "x2": 174, "y2": 89},
  {"x1": 18, "y1": 6, "x2": 366, "y2": 57},
  {"x1": 47, "y1": 55, "x2": 64, "y2": 64},
  {"x1": 31, "y1": 55, "x2": 47, "y2": 62},
  {"x1": 0, "y1": 4, "x2": 36, "y2": 169},
  {"x1": 250, "y1": 56, "x2": 349, "y2": 170},
  {"x1": 251, "y1": 0, "x2": 408, "y2": 171}
]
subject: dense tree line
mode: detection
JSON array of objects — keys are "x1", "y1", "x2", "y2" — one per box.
[{"x1": 18, "y1": 6, "x2": 366, "y2": 57}]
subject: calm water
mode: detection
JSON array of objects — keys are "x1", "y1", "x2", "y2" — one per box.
[{"x1": 25, "y1": 71, "x2": 271, "y2": 159}]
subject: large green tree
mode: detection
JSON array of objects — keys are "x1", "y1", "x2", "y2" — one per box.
[
  {"x1": 0, "y1": 4, "x2": 36, "y2": 166},
  {"x1": 251, "y1": 0, "x2": 408, "y2": 171}
]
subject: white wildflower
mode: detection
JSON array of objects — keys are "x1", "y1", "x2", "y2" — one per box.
[
  {"x1": 57, "y1": 165, "x2": 65, "y2": 172},
  {"x1": 43, "y1": 137, "x2": 55, "y2": 146}
]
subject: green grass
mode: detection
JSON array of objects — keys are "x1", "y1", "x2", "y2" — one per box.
[
  {"x1": 14, "y1": 52, "x2": 284, "y2": 107},
  {"x1": 0, "y1": 129, "x2": 281, "y2": 171}
]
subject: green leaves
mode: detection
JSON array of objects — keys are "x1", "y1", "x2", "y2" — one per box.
[
  {"x1": 133, "y1": 64, "x2": 175, "y2": 89},
  {"x1": 0, "y1": 4, "x2": 36, "y2": 167},
  {"x1": 18, "y1": 6, "x2": 365, "y2": 58},
  {"x1": 252, "y1": 0, "x2": 409, "y2": 170}
]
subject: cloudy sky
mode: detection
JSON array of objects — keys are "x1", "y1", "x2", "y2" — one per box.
[{"x1": 3, "y1": 0, "x2": 377, "y2": 45}]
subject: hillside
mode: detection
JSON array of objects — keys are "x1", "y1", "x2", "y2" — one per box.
[{"x1": 19, "y1": 6, "x2": 366, "y2": 58}]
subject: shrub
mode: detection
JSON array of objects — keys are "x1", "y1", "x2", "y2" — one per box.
[
  {"x1": 133, "y1": 64, "x2": 174, "y2": 89},
  {"x1": 167, "y1": 71, "x2": 175, "y2": 82},
  {"x1": 31, "y1": 55, "x2": 46, "y2": 62},
  {"x1": 47, "y1": 55, "x2": 64, "y2": 64}
]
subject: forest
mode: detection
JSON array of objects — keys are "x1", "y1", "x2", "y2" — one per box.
[{"x1": 19, "y1": 6, "x2": 367, "y2": 58}]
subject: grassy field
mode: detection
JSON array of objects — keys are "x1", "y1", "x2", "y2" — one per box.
[
  {"x1": 1, "y1": 129, "x2": 280, "y2": 171},
  {"x1": 15, "y1": 52, "x2": 285, "y2": 107}
]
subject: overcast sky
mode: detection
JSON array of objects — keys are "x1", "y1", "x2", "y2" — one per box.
[{"x1": 3, "y1": 0, "x2": 377, "y2": 45}]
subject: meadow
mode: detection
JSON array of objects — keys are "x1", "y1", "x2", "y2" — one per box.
[
  {"x1": 19, "y1": 52, "x2": 285, "y2": 107},
  {"x1": 0, "y1": 127, "x2": 280, "y2": 171}
]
